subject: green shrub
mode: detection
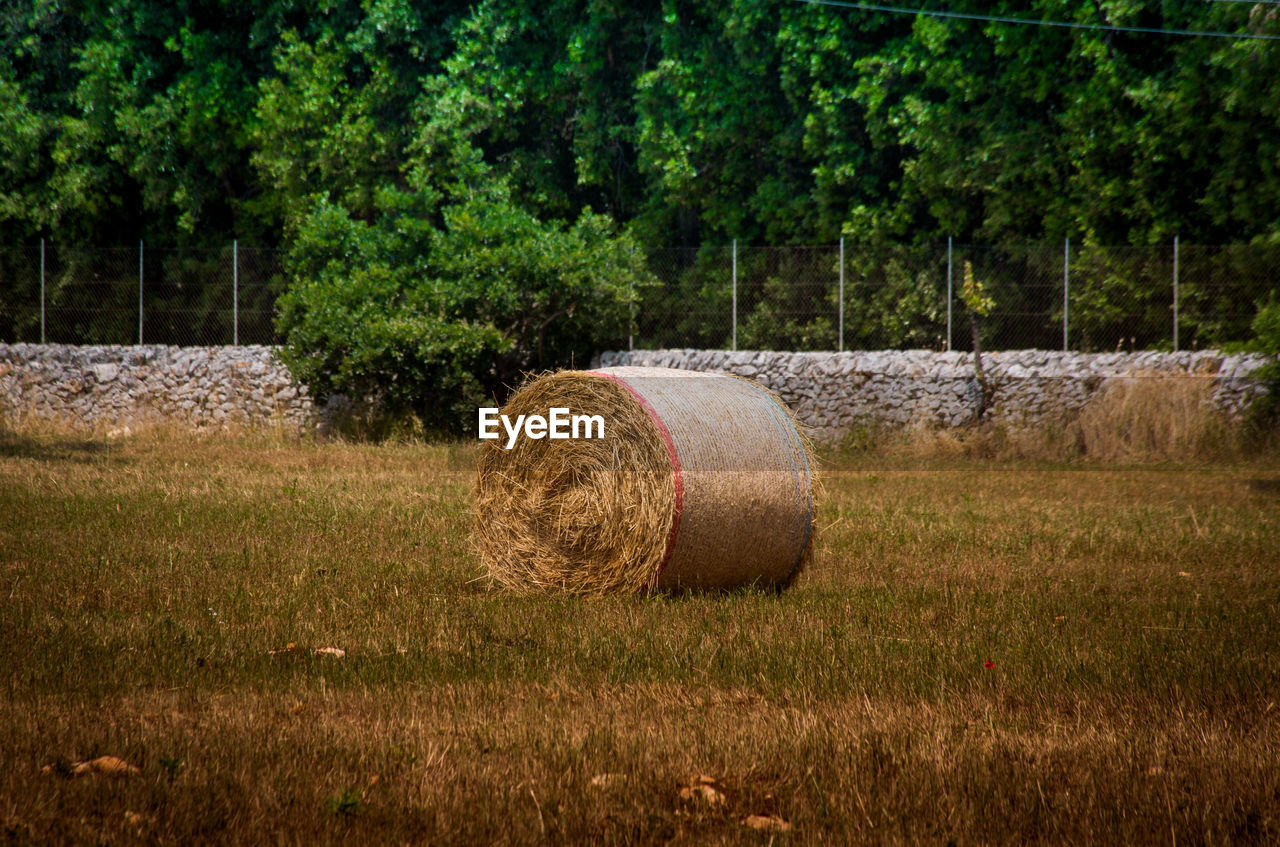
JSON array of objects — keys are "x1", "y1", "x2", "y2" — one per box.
[
  {"x1": 1243, "y1": 296, "x2": 1280, "y2": 435},
  {"x1": 276, "y1": 194, "x2": 654, "y2": 435}
]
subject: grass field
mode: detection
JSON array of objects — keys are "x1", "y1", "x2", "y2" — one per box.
[{"x1": 2, "y1": 428, "x2": 1279, "y2": 844}]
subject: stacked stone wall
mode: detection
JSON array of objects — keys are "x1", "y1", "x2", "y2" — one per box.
[
  {"x1": 0, "y1": 344, "x2": 313, "y2": 432},
  {"x1": 596, "y1": 348, "x2": 1271, "y2": 444},
  {"x1": 2, "y1": 344, "x2": 1271, "y2": 441}
]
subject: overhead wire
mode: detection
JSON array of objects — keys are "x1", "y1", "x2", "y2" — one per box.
[{"x1": 789, "y1": 0, "x2": 1280, "y2": 41}]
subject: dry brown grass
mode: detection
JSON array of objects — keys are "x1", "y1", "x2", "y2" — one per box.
[
  {"x1": 846, "y1": 372, "x2": 1255, "y2": 464},
  {"x1": 1069, "y1": 373, "x2": 1236, "y2": 462},
  {"x1": 6, "y1": 684, "x2": 1277, "y2": 844},
  {"x1": 2, "y1": 427, "x2": 1278, "y2": 843}
]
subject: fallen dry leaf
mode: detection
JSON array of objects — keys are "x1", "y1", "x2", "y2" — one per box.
[
  {"x1": 675, "y1": 777, "x2": 727, "y2": 808},
  {"x1": 267, "y1": 642, "x2": 299, "y2": 656},
  {"x1": 71, "y1": 756, "x2": 140, "y2": 778},
  {"x1": 314, "y1": 646, "x2": 346, "y2": 658},
  {"x1": 742, "y1": 814, "x2": 792, "y2": 832},
  {"x1": 679, "y1": 784, "x2": 725, "y2": 806}
]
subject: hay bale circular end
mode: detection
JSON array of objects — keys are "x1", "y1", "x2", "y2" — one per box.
[{"x1": 475, "y1": 367, "x2": 816, "y2": 593}]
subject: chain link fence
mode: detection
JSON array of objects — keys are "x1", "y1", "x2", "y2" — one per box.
[
  {"x1": 0, "y1": 243, "x2": 283, "y2": 346},
  {"x1": 629, "y1": 241, "x2": 1280, "y2": 353},
  {"x1": 2, "y1": 241, "x2": 1277, "y2": 351}
]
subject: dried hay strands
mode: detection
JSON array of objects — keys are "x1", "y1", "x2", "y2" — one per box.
[{"x1": 475, "y1": 366, "x2": 815, "y2": 593}]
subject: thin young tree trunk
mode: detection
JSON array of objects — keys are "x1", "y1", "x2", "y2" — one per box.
[{"x1": 971, "y1": 314, "x2": 992, "y2": 421}]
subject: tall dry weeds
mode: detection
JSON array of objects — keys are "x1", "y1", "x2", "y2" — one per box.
[
  {"x1": 1069, "y1": 372, "x2": 1235, "y2": 462},
  {"x1": 836, "y1": 372, "x2": 1249, "y2": 463}
]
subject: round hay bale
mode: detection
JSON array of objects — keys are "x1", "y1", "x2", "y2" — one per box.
[{"x1": 475, "y1": 366, "x2": 815, "y2": 592}]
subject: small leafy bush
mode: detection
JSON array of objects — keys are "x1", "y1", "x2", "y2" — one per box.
[
  {"x1": 329, "y1": 787, "x2": 364, "y2": 817},
  {"x1": 276, "y1": 194, "x2": 654, "y2": 435},
  {"x1": 1243, "y1": 296, "x2": 1280, "y2": 435}
]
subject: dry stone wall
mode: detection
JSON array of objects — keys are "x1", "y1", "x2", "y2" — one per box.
[
  {"x1": 596, "y1": 348, "x2": 1272, "y2": 444},
  {"x1": 0, "y1": 344, "x2": 315, "y2": 432},
  {"x1": 1, "y1": 344, "x2": 1271, "y2": 441}
]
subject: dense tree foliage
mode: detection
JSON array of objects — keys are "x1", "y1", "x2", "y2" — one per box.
[
  {"x1": 6, "y1": 0, "x2": 1280, "y2": 249},
  {"x1": 2, "y1": 0, "x2": 1279, "y2": 416}
]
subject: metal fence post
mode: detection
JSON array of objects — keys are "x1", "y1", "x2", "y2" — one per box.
[
  {"x1": 233, "y1": 239, "x2": 239, "y2": 346},
  {"x1": 731, "y1": 239, "x2": 737, "y2": 352},
  {"x1": 946, "y1": 236, "x2": 953, "y2": 352},
  {"x1": 1172, "y1": 235, "x2": 1179, "y2": 352},
  {"x1": 138, "y1": 239, "x2": 144, "y2": 345},
  {"x1": 1063, "y1": 237, "x2": 1070, "y2": 352},
  {"x1": 40, "y1": 238, "x2": 46, "y2": 344},
  {"x1": 838, "y1": 237, "x2": 844, "y2": 353}
]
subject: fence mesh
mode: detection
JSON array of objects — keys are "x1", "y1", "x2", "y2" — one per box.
[
  {"x1": 633, "y1": 242, "x2": 1277, "y2": 353},
  {"x1": 0, "y1": 244, "x2": 284, "y2": 346},
  {"x1": 2, "y1": 242, "x2": 1277, "y2": 351},
  {"x1": 1177, "y1": 244, "x2": 1280, "y2": 351}
]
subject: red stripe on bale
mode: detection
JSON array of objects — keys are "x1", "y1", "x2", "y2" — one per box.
[{"x1": 594, "y1": 370, "x2": 684, "y2": 588}]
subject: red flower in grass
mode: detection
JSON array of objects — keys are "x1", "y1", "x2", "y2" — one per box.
[{"x1": 984, "y1": 659, "x2": 995, "y2": 669}]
